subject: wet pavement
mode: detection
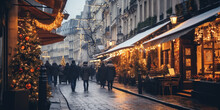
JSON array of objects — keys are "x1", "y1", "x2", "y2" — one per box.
[
  {"x1": 49, "y1": 86, "x2": 69, "y2": 110},
  {"x1": 113, "y1": 82, "x2": 218, "y2": 110},
  {"x1": 59, "y1": 80, "x2": 176, "y2": 110}
]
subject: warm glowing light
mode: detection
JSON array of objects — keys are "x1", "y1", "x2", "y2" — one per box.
[
  {"x1": 34, "y1": 12, "x2": 64, "y2": 31},
  {"x1": 170, "y1": 15, "x2": 177, "y2": 24}
]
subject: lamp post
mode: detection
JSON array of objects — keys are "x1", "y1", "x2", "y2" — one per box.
[{"x1": 170, "y1": 14, "x2": 177, "y2": 25}]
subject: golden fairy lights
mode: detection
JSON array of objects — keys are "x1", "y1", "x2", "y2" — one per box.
[
  {"x1": 195, "y1": 21, "x2": 220, "y2": 42},
  {"x1": 34, "y1": 12, "x2": 64, "y2": 31}
]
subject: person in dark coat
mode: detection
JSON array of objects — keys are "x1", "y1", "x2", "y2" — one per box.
[
  {"x1": 52, "y1": 62, "x2": 59, "y2": 87},
  {"x1": 81, "y1": 62, "x2": 90, "y2": 91},
  {"x1": 63, "y1": 63, "x2": 70, "y2": 84},
  {"x1": 58, "y1": 64, "x2": 64, "y2": 84},
  {"x1": 90, "y1": 65, "x2": 95, "y2": 80},
  {"x1": 45, "y1": 61, "x2": 52, "y2": 85},
  {"x1": 106, "y1": 61, "x2": 116, "y2": 91},
  {"x1": 98, "y1": 63, "x2": 106, "y2": 88},
  {"x1": 68, "y1": 60, "x2": 79, "y2": 92}
]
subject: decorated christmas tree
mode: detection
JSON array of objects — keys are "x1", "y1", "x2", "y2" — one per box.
[
  {"x1": 60, "y1": 56, "x2": 66, "y2": 66},
  {"x1": 8, "y1": 13, "x2": 42, "y2": 101}
]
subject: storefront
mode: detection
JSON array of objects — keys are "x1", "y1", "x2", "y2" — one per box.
[{"x1": 140, "y1": 7, "x2": 220, "y2": 96}]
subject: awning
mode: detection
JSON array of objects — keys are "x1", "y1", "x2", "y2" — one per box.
[
  {"x1": 35, "y1": 0, "x2": 67, "y2": 14},
  {"x1": 143, "y1": 6, "x2": 220, "y2": 47},
  {"x1": 99, "y1": 21, "x2": 170, "y2": 56},
  {"x1": 37, "y1": 29, "x2": 65, "y2": 45}
]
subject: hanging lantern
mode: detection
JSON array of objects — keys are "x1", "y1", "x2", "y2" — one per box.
[{"x1": 170, "y1": 15, "x2": 177, "y2": 24}]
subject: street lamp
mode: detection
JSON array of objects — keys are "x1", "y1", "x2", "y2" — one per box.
[
  {"x1": 170, "y1": 14, "x2": 177, "y2": 25},
  {"x1": 109, "y1": 41, "x2": 113, "y2": 46}
]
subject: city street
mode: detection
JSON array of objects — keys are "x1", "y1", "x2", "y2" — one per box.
[{"x1": 59, "y1": 80, "x2": 176, "y2": 110}]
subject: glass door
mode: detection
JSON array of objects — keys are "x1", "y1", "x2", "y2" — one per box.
[{"x1": 183, "y1": 46, "x2": 193, "y2": 80}]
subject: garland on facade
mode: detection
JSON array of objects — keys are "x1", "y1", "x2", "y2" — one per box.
[
  {"x1": 195, "y1": 20, "x2": 220, "y2": 42},
  {"x1": 34, "y1": 12, "x2": 64, "y2": 31}
]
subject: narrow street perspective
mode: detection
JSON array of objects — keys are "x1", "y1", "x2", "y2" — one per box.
[
  {"x1": 1, "y1": 0, "x2": 220, "y2": 110},
  {"x1": 58, "y1": 80, "x2": 176, "y2": 110}
]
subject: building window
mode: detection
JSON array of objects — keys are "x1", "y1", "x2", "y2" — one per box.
[
  {"x1": 161, "y1": 42, "x2": 171, "y2": 66},
  {"x1": 144, "y1": 1, "x2": 147, "y2": 20},
  {"x1": 140, "y1": 4, "x2": 142, "y2": 22}
]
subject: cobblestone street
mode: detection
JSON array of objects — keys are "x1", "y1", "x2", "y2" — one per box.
[{"x1": 59, "y1": 80, "x2": 176, "y2": 110}]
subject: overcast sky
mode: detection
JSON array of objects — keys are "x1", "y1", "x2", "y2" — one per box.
[{"x1": 62, "y1": 0, "x2": 86, "y2": 23}]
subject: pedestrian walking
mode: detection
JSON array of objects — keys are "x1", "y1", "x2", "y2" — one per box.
[
  {"x1": 90, "y1": 65, "x2": 95, "y2": 80},
  {"x1": 81, "y1": 62, "x2": 90, "y2": 91},
  {"x1": 68, "y1": 60, "x2": 79, "y2": 92},
  {"x1": 45, "y1": 61, "x2": 52, "y2": 85},
  {"x1": 58, "y1": 64, "x2": 64, "y2": 84},
  {"x1": 98, "y1": 63, "x2": 106, "y2": 88},
  {"x1": 52, "y1": 62, "x2": 59, "y2": 87},
  {"x1": 63, "y1": 63, "x2": 70, "y2": 84},
  {"x1": 106, "y1": 61, "x2": 116, "y2": 91}
]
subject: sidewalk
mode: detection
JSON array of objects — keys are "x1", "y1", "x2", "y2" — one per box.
[
  {"x1": 49, "y1": 85, "x2": 69, "y2": 110},
  {"x1": 113, "y1": 82, "x2": 218, "y2": 110}
]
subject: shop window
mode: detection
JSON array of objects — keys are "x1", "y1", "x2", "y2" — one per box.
[{"x1": 161, "y1": 42, "x2": 171, "y2": 66}]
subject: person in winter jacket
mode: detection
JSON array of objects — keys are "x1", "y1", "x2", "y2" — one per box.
[
  {"x1": 81, "y1": 62, "x2": 90, "y2": 91},
  {"x1": 68, "y1": 60, "x2": 79, "y2": 92},
  {"x1": 63, "y1": 63, "x2": 70, "y2": 84},
  {"x1": 106, "y1": 61, "x2": 116, "y2": 90},
  {"x1": 98, "y1": 63, "x2": 106, "y2": 88},
  {"x1": 45, "y1": 61, "x2": 52, "y2": 85},
  {"x1": 52, "y1": 62, "x2": 59, "y2": 87}
]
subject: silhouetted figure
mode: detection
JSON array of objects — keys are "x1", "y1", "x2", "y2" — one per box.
[
  {"x1": 58, "y1": 64, "x2": 64, "y2": 84},
  {"x1": 98, "y1": 63, "x2": 106, "y2": 88},
  {"x1": 90, "y1": 65, "x2": 95, "y2": 80},
  {"x1": 68, "y1": 60, "x2": 79, "y2": 92},
  {"x1": 106, "y1": 61, "x2": 116, "y2": 91},
  {"x1": 63, "y1": 63, "x2": 70, "y2": 84},
  {"x1": 52, "y1": 62, "x2": 59, "y2": 87},
  {"x1": 81, "y1": 62, "x2": 90, "y2": 91},
  {"x1": 45, "y1": 61, "x2": 52, "y2": 85}
]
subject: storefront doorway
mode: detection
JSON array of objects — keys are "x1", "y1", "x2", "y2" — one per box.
[{"x1": 183, "y1": 45, "x2": 195, "y2": 80}]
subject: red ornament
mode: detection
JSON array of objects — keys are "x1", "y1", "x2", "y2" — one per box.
[
  {"x1": 30, "y1": 69, "x2": 34, "y2": 72},
  {"x1": 19, "y1": 34, "x2": 23, "y2": 38},
  {"x1": 21, "y1": 46, "x2": 25, "y2": 50},
  {"x1": 37, "y1": 67, "x2": 40, "y2": 70},
  {"x1": 25, "y1": 36, "x2": 29, "y2": 41},
  {"x1": 19, "y1": 68, "x2": 23, "y2": 73},
  {"x1": 26, "y1": 83, "x2": 31, "y2": 89}
]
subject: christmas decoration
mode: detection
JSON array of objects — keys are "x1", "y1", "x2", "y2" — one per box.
[
  {"x1": 60, "y1": 56, "x2": 66, "y2": 66},
  {"x1": 34, "y1": 12, "x2": 64, "y2": 31},
  {"x1": 30, "y1": 68, "x2": 34, "y2": 73},
  {"x1": 19, "y1": 34, "x2": 23, "y2": 39},
  {"x1": 9, "y1": 14, "x2": 43, "y2": 101},
  {"x1": 25, "y1": 36, "x2": 29, "y2": 41},
  {"x1": 21, "y1": 46, "x2": 25, "y2": 50},
  {"x1": 26, "y1": 83, "x2": 32, "y2": 89}
]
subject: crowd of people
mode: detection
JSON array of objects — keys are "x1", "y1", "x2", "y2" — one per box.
[
  {"x1": 44, "y1": 60, "x2": 116, "y2": 92},
  {"x1": 97, "y1": 61, "x2": 116, "y2": 91}
]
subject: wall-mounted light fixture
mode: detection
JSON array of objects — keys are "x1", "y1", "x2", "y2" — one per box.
[{"x1": 170, "y1": 14, "x2": 177, "y2": 24}]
